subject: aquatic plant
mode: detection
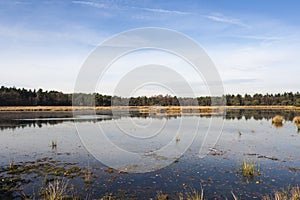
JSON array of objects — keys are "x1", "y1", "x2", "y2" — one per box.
[
  {"x1": 262, "y1": 185, "x2": 300, "y2": 200},
  {"x1": 292, "y1": 117, "x2": 300, "y2": 133},
  {"x1": 9, "y1": 160, "x2": 15, "y2": 170},
  {"x1": 272, "y1": 115, "x2": 284, "y2": 127},
  {"x1": 51, "y1": 140, "x2": 57, "y2": 149},
  {"x1": 41, "y1": 179, "x2": 68, "y2": 200},
  {"x1": 176, "y1": 134, "x2": 180, "y2": 143},
  {"x1": 179, "y1": 189, "x2": 204, "y2": 200},
  {"x1": 156, "y1": 191, "x2": 169, "y2": 200},
  {"x1": 101, "y1": 194, "x2": 116, "y2": 200},
  {"x1": 83, "y1": 167, "x2": 92, "y2": 184},
  {"x1": 240, "y1": 160, "x2": 260, "y2": 178}
]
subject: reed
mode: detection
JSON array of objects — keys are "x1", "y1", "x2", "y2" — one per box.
[{"x1": 51, "y1": 140, "x2": 57, "y2": 149}]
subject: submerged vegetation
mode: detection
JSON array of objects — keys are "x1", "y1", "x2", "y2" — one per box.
[
  {"x1": 14, "y1": 180, "x2": 300, "y2": 200},
  {"x1": 0, "y1": 158, "x2": 83, "y2": 197},
  {"x1": 0, "y1": 157, "x2": 299, "y2": 199}
]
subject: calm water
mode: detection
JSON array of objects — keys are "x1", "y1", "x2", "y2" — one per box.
[{"x1": 0, "y1": 110, "x2": 300, "y2": 199}]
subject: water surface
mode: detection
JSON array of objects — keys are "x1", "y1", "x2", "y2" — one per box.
[{"x1": 0, "y1": 110, "x2": 299, "y2": 199}]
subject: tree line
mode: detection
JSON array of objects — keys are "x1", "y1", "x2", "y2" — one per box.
[{"x1": 1, "y1": 86, "x2": 300, "y2": 106}]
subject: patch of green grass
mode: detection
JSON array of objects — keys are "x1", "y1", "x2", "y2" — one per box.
[{"x1": 238, "y1": 160, "x2": 260, "y2": 178}]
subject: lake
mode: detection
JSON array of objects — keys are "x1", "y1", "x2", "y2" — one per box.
[{"x1": 0, "y1": 109, "x2": 300, "y2": 199}]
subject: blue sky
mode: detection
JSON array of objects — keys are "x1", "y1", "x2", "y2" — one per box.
[{"x1": 0, "y1": 0, "x2": 299, "y2": 95}]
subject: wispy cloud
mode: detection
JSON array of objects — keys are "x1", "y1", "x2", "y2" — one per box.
[
  {"x1": 205, "y1": 13, "x2": 250, "y2": 28},
  {"x1": 235, "y1": 35, "x2": 284, "y2": 41},
  {"x1": 136, "y1": 7, "x2": 191, "y2": 15},
  {"x1": 72, "y1": 0, "x2": 192, "y2": 15},
  {"x1": 233, "y1": 35, "x2": 284, "y2": 46},
  {"x1": 72, "y1": 1, "x2": 191, "y2": 15},
  {"x1": 72, "y1": 0, "x2": 109, "y2": 9}
]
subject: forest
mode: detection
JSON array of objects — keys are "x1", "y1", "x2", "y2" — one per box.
[{"x1": 0, "y1": 86, "x2": 300, "y2": 106}]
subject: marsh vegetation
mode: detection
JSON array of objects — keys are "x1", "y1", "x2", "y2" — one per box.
[{"x1": 272, "y1": 115, "x2": 284, "y2": 127}]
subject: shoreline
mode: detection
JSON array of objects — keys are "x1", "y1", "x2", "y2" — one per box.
[{"x1": 0, "y1": 105, "x2": 299, "y2": 112}]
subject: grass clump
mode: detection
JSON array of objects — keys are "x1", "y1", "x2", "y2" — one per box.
[
  {"x1": 239, "y1": 160, "x2": 260, "y2": 178},
  {"x1": 101, "y1": 194, "x2": 116, "y2": 200},
  {"x1": 179, "y1": 189, "x2": 204, "y2": 200},
  {"x1": 293, "y1": 117, "x2": 300, "y2": 133},
  {"x1": 242, "y1": 161, "x2": 255, "y2": 177},
  {"x1": 294, "y1": 116, "x2": 300, "y2": 125},
  {"x1": 272, "y1": 115, "x2": 284, "y2": 127},
  {"x1": 83, "y1": 168, "x2": 92, "y2": 184},
  {"x1": 156, "y1": 191, "x2": 169, "y2": 200},
  {"x1": 40, "y1": 179, "x2": 68, "y2": 200},
  {"x1": 262, "y1": 185, "x2": 300, "y2": 200}
]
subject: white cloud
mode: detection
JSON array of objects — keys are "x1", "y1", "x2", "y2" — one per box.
[
  {"x1": 72, "y1": 1, "x2": 109, "y2": 9},
  {"x1": 205, "y1": 13, "x2": 250, "y2": 28},
  {"x1": 72, "y1": 1, "x2": 191, "y2": 15},
  {"x1": 137, "y1": 7, "x2": 191, "y2": 15},
  {"x1": 235, "y1": 35, "x2": 284, "y2": 41},
  {"x1": 207, "y1": 41, "x2": 300, "y2": 94}
]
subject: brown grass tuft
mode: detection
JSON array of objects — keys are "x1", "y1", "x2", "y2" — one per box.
[
  {"x1": 262, "y1": 185, "x2": 300, "y2": 200},
  {"x1": 272, "y1": 115, "x2": 284, "y2": 127},
  {"x1": 179, "y1": 189, "x2": 204, "y2": 200},
  {"x1": 156, "y1": 191, "x2": 169, "y2": 200},
  {"x1": 41, "y1": 179, "x2": 68, "y2": 200},
  {"x1": 293, "y1": 116, "x2": 300, "y2": 125}
]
